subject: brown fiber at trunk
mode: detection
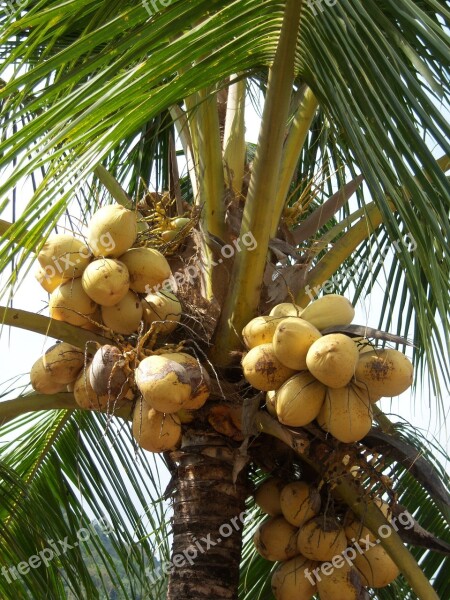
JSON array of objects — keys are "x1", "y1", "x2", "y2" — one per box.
[{"x1": 167, "y1": 427, "x2": 249, "y2": 600}]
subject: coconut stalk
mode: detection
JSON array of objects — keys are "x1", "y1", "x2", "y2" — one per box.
[
  {"x1": 166, "y1": 427, "x2": 248, "y2": 600},
  {"x1": 270, "y1": 85, "x2": 318, "y2": 237},
  {"x1": 0, "y1": 306, "x2": 109, "y2": 348},
  {"x1": 211, "y1": 0, "x2": 303, "y2": 364},
  {"x1": 223, "y1": 77, "x2": 246, "y2": 195},
  {"x1": 255, "y1": 411, "x2": 440, "y2": 600},
  {"x1": 0, "y1": 393, "x2": 133, "y2": 426}
]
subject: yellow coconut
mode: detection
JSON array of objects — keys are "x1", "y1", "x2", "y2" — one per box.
[
  {"x1": 73, "y1": 366, "x2": 110, "y2": 410},
  {"x1": 81, "y1": 258, "x2": 129, "y2": 306},
  {"x1": 132, "y1": 403, "x2": 181, "y2": 453},
  {"x1": 254, "y1": 478, "x2": 285, "y2": 516},
  {"x1": 242, "y1": 316, "x2": 285, "y2": 349},
  {"x1": 37, "y1": 233, "x2": 91, "y2": 278},
  {"x1": 87, "y1": 204, "x2": 137, "y2": 257},
  {"x1": 317, "y1": 385, "x2": 373, "y2": 443},
  {"x1": 253, "y1": 516, "x2": 299, "y2": 562},
  {"x1": 40, "y1": 342, "x2": 85, "y2": 384},
  {"x1": 344, "y1": 499, "x2": 392, "y2": 544},
  {"x1": 266, "y1": 390, "x2": 277, "y2": 417},
  {"x1": 49, "y1": 279, "x2": 98, "y2": 327},
  {"x1": 280, "y1": 482, "x2": 321, "y2": 527},
  {"x1": 271, "y1": 555, "x2": 318, "y2": 600},
  {"x1": 316, "y1": 564, "x2": 363, "y2": 600},
  {"x1": 30, "y1": 359, "x2": 67, "y2": 394},
  {"x1": 297, "y1": 517, "x2": 348, "y2": 562},
  {"x1": 35, "y1": 265, "x2": 69, "y2": 293},
  {"x1": 306, "y1": 333, "x2": 359, "y2": 388},
  {"x1": 135, "y1": 355, "x2": 192, "y2": 413},
  {"x1": 269, "y1": 303, "x2": 303, "y2": 318},
  {"x1": 143, "y1": 291, "x2": 182, "y2": 334},
  {"x1": 119, "y1": 247, "x2": 172, "y2": 293},
  {"x1": 242, "y1": 344, "x2": 297, "y2": 391},
  {"x1": 353, "y1": 544, "x2": 400, "y2": 588},
  {"x1": 161, "y1": 352, "x2": 210, "y2": 410},
  {"x1": 272, "y1": 318, "x2": 322, "y2": 370},
  {"x1": 300, "y1": 294, "x2": 355, "y2": 331},
  {"x1": 101, "y1": 291, "x2": 143, "y2": 335},
  {"x1": 275, "y1": 372, "x2": 326, "y2": 427},
  {"x1": 354, "y1": 348, "x2": 413, "y2": 398}
]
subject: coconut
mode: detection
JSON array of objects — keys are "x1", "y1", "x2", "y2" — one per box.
[
  {"x1": 161, "y1": 217, "x2": 190, "y2": 241},
  {"x1": 49, "y1": 279, "x2": 98, "y2": 327},
  {"x1": 269, "y1": 303, "x2": 303, "y2": 318},
  {"x1": 135, "y1": 355, "x2": 192, "y2": 413},
  {"x1": 275, "y1": 372, "x2": 326, "y2": 427},
  {"x1": 87, "y1": 205, "x2": 137, "y2": 257},
  {"x1": 35, "y1": 265, "x2": 69, "y2": 293},
  {"x1": 119, "y1": 247, "x2": 171, "y2": 293},
  {"x1": 271, "y1": 555, "x2": 318, "y2": 600},
  {"x1": 81, "y1": 258, "x2": 129, "y2": 306},
  {"x1": 253, "y1": 516, "x2": 299, "y2": 562},
  {"x1": 300, "y1": 294, "x2": 355, "y2": 331},
  {"x1": 40, "y1": 342, "x2": 85, "y2": 384},
  {"x1": 272, "y1": 318, "x2": 322, "y2": 370},
  {"x1": 316, "y1": 564, "x2": 363, "y2": 600},
  {"x1": 353, "y1": 544, "x2": 400, "y2": 588},
  {"x1": 101, "y1": 291, "x2": 143, "y2": 335},
  {"x1": 143, "y1": 291, "x2": 182, "y2": 334},
  {"x1": 280, "y1": 482, "x2": 321, "y2": 527},
  {"x1": 354, "y1": 348, "x2": 413, "y2": 397},
  {"x1": 89, "y1": 345, "x2": 129, "y2": 397},
  {"x1": 242, "y1": 316, "x2": 285, "y2": 349},
  {"x1": 254, "y1": 478, "x2": 285, "y2": 516},
  {"x1": 306, "y1": 333, "x2": 359, "y2": 388},
  {"x1": 161, "y1": 352, "x2": 210, "y2": 410},
  {"x1": 317, "y1": 385, "x2": 373, "y2": 443},
  {"x1": 132, "y1": 403, "x2": 181, "y2": 452},
  {"x1": 297, "y1": 517, "x2": 347, "y2": 562},
  {"x1": 266, "y1": 390, "x2": 277, "y2": 417},
  {"x1": 30, "y1": 358, "x2": 67, "y2": 394},
  {"x1": 37, "y1": 233, "x2": 91, "y2": 278},
  {"x1": 344, "y1": 499, "x2": 392, "y2": 544},
  {"x1": 242, "y1": 344, "x2": 297, "y2": 391},
  {"x1": 73, "y1": 366, "x2": 110, "y2": 410}
]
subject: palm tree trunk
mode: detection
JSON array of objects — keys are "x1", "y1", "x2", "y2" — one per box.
[{"x1": 167, "y1": 427, "x2": 248, "y2": 600}]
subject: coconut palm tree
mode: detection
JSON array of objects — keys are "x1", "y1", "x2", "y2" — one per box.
[{"x1": 0, "y1": 1, "x2": 449, "y2": 599}]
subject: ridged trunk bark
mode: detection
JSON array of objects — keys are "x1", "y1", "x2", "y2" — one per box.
[{"x1": 167, "y1": 427, "x2": 248, "y2": 600}]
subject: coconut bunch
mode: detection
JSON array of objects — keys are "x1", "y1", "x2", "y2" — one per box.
[
  {"x1": 252, "y1": 476, "x2": 400, "y2": 599},
  {"x1": 35, "y1": 204, "x2": 183, "y2": 337},
  {"x1": 241, "y1": 294, "x2": 414, "y2": 444}
]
